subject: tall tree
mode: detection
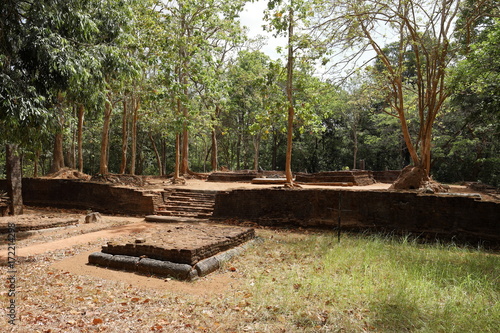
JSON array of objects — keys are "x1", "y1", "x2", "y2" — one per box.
[
  {"x1": 264, "y1": 0, "x2": 308, "y2": 186},
  {"x1": 1, "y1": 0, "x2": 105, "y2": 211},
  {"x1": 311, "y1": 0, "x2": 497, "y2": 184},
  {"x1": 161, "y1": 0, "x2": 247, "y2": 179},
  {"x1": 96, "y1": 0, "x2": 138, "y2": 175}
]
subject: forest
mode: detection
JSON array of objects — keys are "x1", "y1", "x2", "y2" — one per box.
[{"x1": 1, "y1": 0, "x2": 499, "y2": 186}]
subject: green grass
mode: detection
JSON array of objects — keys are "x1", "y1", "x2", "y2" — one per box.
[{"x1": 242, "y1": 231, "x2": 500, "y2": 332}]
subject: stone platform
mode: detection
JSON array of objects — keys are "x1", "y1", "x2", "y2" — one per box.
[
  {"x1": 88, "y1": 223, "x2": 255, "y2": 281},
  {"x1": 295, "y1": 170, "x2": 376, "y2": 186},
  {"x1": 0, "y1": 216, "x2": 79, "y2": 234},
  {"x1": 207, "y1": 170, "x2": 285, "y2": 182}
]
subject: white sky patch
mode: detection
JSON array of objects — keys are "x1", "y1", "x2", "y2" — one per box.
[{"x1": 239, "y1": 0, "x2": 287, "y2": 61}]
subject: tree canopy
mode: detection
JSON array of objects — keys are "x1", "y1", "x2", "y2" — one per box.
[{"x1": 1, "y1": 0, "x2": 498, "y2": 186}]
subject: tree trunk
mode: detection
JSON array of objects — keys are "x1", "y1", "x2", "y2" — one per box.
[
  {"x1": 211, "y1": 106, "x2": 220, "y2": 172},
  {"x1": 99, "y1": 92, "x2": 113, "y2": 175},
  {"x1": 67, "y1": 104, "x2": 76, "y2": 169},
  {"x1": 211, "y1": 129, "x2": 218, "y2": 171},
  {"x1": 51, "y1": 93, "x2": 65, "y2": 173},
  {"x1": 272, "y1": 131, "x2": 278, "y2": 171},
  {"x1": 353, "y1": 129, "x2": 358, "y2": 170},
  {"x1": 173, "y1": 95, "x2": 182, "y2": 181},
  {"x1": 120, "y1": 97, "x2": 129, "y2": 174},
  {"x1": 181, "y1": 125, "x2": 189, "y2": 175},
  {"x1": 253, "y1": 134, "x2": 260, "y2": 171},
  {"x1": 180, "y1": 84, "x2": 189, "y2": 175},
  {"x1": 6, "y1": 144, "x2": 23, "y2": 215},
  {"x1": 161, "y1": 139, "x2": 167, "y2": 176},
  {"x1": 51, "y1": 132, "x2": 65, "y2": 173},
  {"x1": 77, "y1": 104, "x2": 85, "y2": 172},
  {"x1": 284, "y1": 5, "x2": 295, "y2": 186},
  {"x1": 174, "y1": 133, "x2": 181, "y2": 179},
  {"x1": 130, "y1": 96, "x2": 139, "y2": 175},
  {"x1": 149, "y1": 131, "x2": 163, "y2": 176},
  {"x1": 236, "y1": 130, "x2": 242, "y2": 171},
  {"x1": 33, "y1": 149, "x2": 40, "y2": 177}
]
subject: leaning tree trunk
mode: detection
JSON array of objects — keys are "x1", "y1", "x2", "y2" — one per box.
[{"x1": 6, "y1": 144, "x2": 23, "y2": 215}]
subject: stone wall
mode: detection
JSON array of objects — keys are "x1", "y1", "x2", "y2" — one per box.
[
  {"x1": 207, "y1": 170, "x2": 285, "y2": 182},
  {"x1": 212, "y1": 188, "x2": 499, "y2": 245},
  {"x1": 0, "y1": 178, "x2": 157, "y2": 215},
  {"x1": 295, "y1": 171, "x2": 375, "y2": 186},
  {"x1": 372, "y1": 170, "x2": 401, "y2": 183}
]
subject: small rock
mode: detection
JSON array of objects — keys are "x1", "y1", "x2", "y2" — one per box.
[
  {"x1": 85, "y1": 212, "x2": 102, "y2": 224},
  {"x1": 135, "y1": 238, "x2": 146, "y2": 243}
]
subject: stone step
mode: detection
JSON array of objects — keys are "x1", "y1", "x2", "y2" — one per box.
[
  {"x1": 156, "y1": 210, "x2": 212, "y2": 218},
  {"x1": 168, "y1": 194, "x2": 216, "y2": 201},
  {"x1": 159, "y1": 206, "x2": 213, "y2": 214},
  {"x1": 162, "y1": 201, "x2": 214, "y2": 208},
  {"x1": 167, "y1": 196, "x2": 215, "y2": 204},
  {"x1": 166, "y1": 190, "x2": 217, "y2": 196},
  {"x1": 156, "y1": 189, "x2": 217, "y2": 219}
]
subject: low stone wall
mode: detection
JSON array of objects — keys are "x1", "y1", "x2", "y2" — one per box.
[
  {"x1": 0, "y1": 178, "x2": 157, "y2": 215},
  {"x1": 372, "y1": 170, "x2": 401, "y2": 183},
  {"x1": 295, "y1": 171, "x2": 375, "y2": 186},
  {"x1": 212, "y1": 188, "x2": 500, "y2": 245},
  {"x1": 207, "y1": 170, "x2": 285, "y2": 182},
  {"x1": 207, "y1": 170, "x2": 258, "y2": 182}
]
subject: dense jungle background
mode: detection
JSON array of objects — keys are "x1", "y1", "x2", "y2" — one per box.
[{"x1": 1, "y1": 0, "x2": 499, "y2": 186}]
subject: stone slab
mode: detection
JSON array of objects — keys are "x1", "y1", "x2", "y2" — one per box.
[
  {"x1": 0, "y1": 217, "x2": 79, "y2": 234},
  {"x1": 101, "y1": 222, "x2": 255, "y2": 265},
  {"x1": 88, "y1": 236, "x2": 261, "y2": 281}
]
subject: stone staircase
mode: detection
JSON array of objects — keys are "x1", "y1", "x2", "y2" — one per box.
[{"x1": 156, "y1": 189, "x2": 217, "y2": 219}]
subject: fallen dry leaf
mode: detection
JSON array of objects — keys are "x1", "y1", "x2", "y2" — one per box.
[{"x1": 93, "y1": 318, "x2": 103, "y2": 325}]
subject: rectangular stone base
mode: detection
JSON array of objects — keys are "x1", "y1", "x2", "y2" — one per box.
[
  {"x1": 100, "y1": 223, "x2": 255, "y2": 265},
  {"x1": 88, "y1": 232, "x2": 259, "y2": 281}
]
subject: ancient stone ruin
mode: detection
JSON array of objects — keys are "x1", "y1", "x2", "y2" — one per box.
[
  {"x1": 88, "y1": 223, "x2": 255, "y2": 281},
  {"x1": 295, "y1": 170, "x2": 376, "y2": 186}
]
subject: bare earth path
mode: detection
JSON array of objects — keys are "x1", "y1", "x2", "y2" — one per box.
[{"x1": 0, "y1": 219, "x2": 147, "y2": 261}]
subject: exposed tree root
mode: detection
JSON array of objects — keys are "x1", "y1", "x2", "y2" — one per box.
[
  {"x1": 390, "y1": 165, "x2": 449, "y2": 193},
  {"x1": 283, "y1": 181, "x2": 302, "y2": 189}
]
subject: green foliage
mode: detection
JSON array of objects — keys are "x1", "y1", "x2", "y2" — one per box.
[
  {"x1": 443, "y1": 18, "x2": 500, "y2": 185},
  {"x1": 0, "y1": 0, "x2": 498, "y2": 184}
]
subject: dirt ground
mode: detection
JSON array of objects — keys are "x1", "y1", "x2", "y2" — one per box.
[
  {"x1": 1, "y1": 209, "x2": 248, "y2": 296},
  {"x1": 1, "y1": 178, "x2": 497, "y2": 296},
  {"x1": 1, "y1": 176, "x2": 498, "y2": 332},
  {"x1": 152, "y1": 177, "x2": 498, "y2": 201}
]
